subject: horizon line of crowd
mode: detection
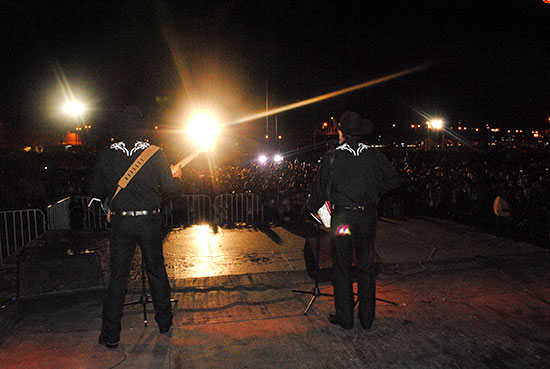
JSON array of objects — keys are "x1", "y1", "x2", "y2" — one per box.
[{"x1": 1, "y1": 146, "x2": 549, "y2": 247}]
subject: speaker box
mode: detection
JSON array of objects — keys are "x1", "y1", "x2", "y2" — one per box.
[{"x1": 18, "y1": 252, "x2": 104, "y2": 299}]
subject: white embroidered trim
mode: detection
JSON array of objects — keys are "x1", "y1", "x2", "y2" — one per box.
[
  {"x1": 110, "y1": 141, "x2": 150, "y2": 156},
  {"x1": 335, "y1": 142, "x2": 371, "y2": 156}
]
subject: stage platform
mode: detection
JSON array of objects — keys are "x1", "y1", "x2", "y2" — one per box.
[
  {"x1": 0, "y1": 218, "x2": 548, "y2": 368},
  {"x1": 161, "y1": 218, "x2": 543, "y2": 280}
]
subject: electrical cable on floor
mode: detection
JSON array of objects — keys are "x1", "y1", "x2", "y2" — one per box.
[
  {"x1": 376, "y1": 257, "x2": 489, "y2": 287},
  {"x1": 107, "y1": 350, "x2": 127, "y2": 369}
]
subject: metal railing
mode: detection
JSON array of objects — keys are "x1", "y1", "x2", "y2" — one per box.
[
  {"x1": 47, "y1": 197, "x2": 71, "y2": 231},
  {"x1": 43, "y1": 193, "x2": 264, "y2": 231},
  {"x1": 47, "y1": 196, "x2": 109, "y2": 231},
  {"x1": 214, "y1": 193, "x2": 263, "y2": 225},
  {"x1": 75, "y1": 196, "x2": 109, "y2": 230},
  {"x1": 0, "y1": 209, "x2": 46, "y2": 261},
  {"x1": 164, "y1": 195, "x2": 212, "y2": 227}
]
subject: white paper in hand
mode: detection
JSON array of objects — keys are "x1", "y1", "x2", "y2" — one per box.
[{"x1": 310, "y1": 200, "x2": 331, "y2": 228}]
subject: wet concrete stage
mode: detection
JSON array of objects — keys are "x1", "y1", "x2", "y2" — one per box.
[
  {"x1": 162, "y1": 224, "x2": 306, "y2": 279},
  {"x1": 0, "y1": 218, "x2": 549, "y2": 368}
]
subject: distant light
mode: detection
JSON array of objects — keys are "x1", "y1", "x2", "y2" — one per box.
[
  {"x1": 44, "y1": 166, "x2": 48, "y2": 170},
  {"x1": 265, "y1": 135, "x2": 269, "y2": 139},
  {"x1": 322, "y1": 122, "x2": 328, "y2": 128},
  {"x1": 491, "y1": 128, "x2": 499, "y2": 132},
  {"x1": 154, "y1": 126, "x2": 159, "y2": 130},
  {"x1": 24, "y1": 146, "x2": 32, "y2": 152},
  {"x1": 186, "y1": 112, "x2": 221, "y2": 151},
  {"x1": 410, "y1": 124, "x2": 415, "y2": 129},
  {"x1": 431, "y1": 119, "x2": 443, "y2": 129},
  {"x1": 392, "y1": 124, "x2": 396, "y2": 128},
  {"x1": 278, "y1": 135, "x2": 282, "y2": 140},
  {"x1": 273, "y1": 154, "x2": 283, "y2": 163},
  {"x1": 63, "y1": 100, "x2": 85, "y2": 117},
  {"x1": 258, "y1": 155, "x2": 267, "y2": 164}
]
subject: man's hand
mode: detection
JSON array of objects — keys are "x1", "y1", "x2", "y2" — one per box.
[{"x1": 170, "y1": 164, "x2": 182, "y2": 179}]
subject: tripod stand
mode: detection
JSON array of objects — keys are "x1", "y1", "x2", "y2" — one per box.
[
  {"x1": 292, "y1": 222, "x2": 397, "y2": 315},
  {"x1": 292, "y1": 223, "x2": 336, "y2": 315},
  {"x1": 124, "y1": 253, "x2": 178, "y2": 326}
]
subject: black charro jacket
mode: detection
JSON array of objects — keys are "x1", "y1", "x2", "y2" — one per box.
[
  {"x1": 307, "y1": 142, "x2": 401, "y2": 213},
  {"x1": 89, "y1": 140, "x2": 180, "y2": 211}
]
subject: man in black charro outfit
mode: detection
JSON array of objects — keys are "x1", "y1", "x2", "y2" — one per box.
[
  {"x1": 90, "y1": 106, "x2": 182, "y2": 348},
  {"x1": 307, "y1": 111, "x2": 401, "y2": 330}
]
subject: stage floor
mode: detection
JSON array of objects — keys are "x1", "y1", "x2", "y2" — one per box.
[{"x1": 161, "y1": 218, "x2": 542, "y2": 280}]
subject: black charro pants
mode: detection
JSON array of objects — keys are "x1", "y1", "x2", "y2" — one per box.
[
  {"x1": 330, "y1": 207, "x2": 377, "y2": 329},
  {"x1": 101, "y1": 215, "x2": 173, "y2": 342}
]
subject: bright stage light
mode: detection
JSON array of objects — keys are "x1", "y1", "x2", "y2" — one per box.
[
  {"x1": 63, "y1": 100, "x2": 85, "y2": 117},
  {"x1": 273, "y1": 154, "x2": 283, "y2": 163},
  {"x1": 258, "y1": 155, "x2": 267, "y2": 164},
  {"x1": 186, "y1": 112, "x2": 221, "y2": 151},
  {"x1": 426, "y1": 119, "x2": 443, "y2": 130},
  {"x1": 431, "y1": 119, "x2": 443, "y2": 129}
]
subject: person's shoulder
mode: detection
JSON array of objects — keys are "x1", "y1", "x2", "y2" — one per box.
[
  {"x1": 322, "y1": 148, "x2": 337, "y2": 162},
  {"x1": 95, "y1": 143, "x2": 115, "y2": 158}
]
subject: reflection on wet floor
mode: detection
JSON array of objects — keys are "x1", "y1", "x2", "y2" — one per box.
[{"x1": 162, "y1": 224, "x2": 306, "y2": 280}]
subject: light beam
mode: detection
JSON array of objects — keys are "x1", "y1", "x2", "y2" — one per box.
[{"x1": 229, "y1": 64, "x2": 431, "y2": 126}]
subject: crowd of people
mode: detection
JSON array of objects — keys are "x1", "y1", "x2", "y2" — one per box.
[
  {"x1": 0, "y1": 150, "x2": 91, "y2": 211},
  {"x1": 383, "y1": 148, "x2": 550, "y2": 246},
  {"x1": 2, "y1": 145, "x2": 549, "y2": 247},
  {"x1": 175, "y1": 146, "x2": 550, "y2": 246}
]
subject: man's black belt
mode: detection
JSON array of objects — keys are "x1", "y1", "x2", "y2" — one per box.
[
  {"x1": 110, "y1": 209, "x2": 161, "y2": 217},
  {"x1": 332, "y1": 204, "x2": 369, "y2": 211}
]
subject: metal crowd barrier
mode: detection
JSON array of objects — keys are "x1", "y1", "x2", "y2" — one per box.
[
  {"x1": 214, "y1": 193, "x2": 263, "y2": 225},
  {"x1": 44, "y1": 193, "x2": 264, "y2": 231},
  {"x1": 47, "y1": 197, "x2": 71, "y2": 231},
  {"x1": 75, "y1": 196, "x2": 109, "y2": 230},
  {"x1": 0, "y1": 209, "x2": 46, "y2": 261},
  {"x1": 164, "y1": 195, "x2": 212, "y2": 227}
]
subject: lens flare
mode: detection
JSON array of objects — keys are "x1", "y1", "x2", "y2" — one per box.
[
  {"x1": 229, "y1": 64, "x2": 431, "y2": 126},
  {"x1": 187, "y1": 112, "x2": 221, "y2": 151},
  {"x1": 63, "y1": 100, "x2": 85, "y2": 117}
]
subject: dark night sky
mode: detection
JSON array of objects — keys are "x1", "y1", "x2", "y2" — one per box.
[{"x1": 1, "y1": 0, "x2": 549, "y2": 144}]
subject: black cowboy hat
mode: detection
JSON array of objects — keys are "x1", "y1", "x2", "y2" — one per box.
[
  {"x1": 338, "y1": 111, "x2": 373, "y2": 135},
  {"x1": 112, "y1": 105, "x2": 147, "y2": 140}
]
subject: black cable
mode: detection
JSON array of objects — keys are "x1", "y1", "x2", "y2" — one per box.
[{"x1": 107, "y1": 351, "x2": 127, "y2": 369}]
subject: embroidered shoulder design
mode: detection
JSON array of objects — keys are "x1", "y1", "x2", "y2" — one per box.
[
  {"x1": 130, "y1": 141, "x2": 150, "y2": 156},
  {"x1": 336, "y1": 142, "x2": 371, "y2": 157},
  {"x1": 357, "y1": 142, "x2": 371, "y2": 155},
  {"x1": 110, "y1": 141, "x2": 150, "y2": 156},
  {"x1": 110, "y1": 141, "x2": 129, "y2": 156}
]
